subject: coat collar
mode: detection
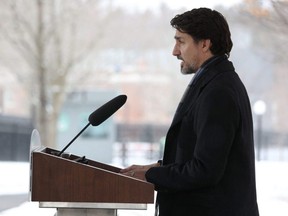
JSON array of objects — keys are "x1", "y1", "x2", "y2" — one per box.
[{"x1": 170, "y1": 55, "x2": 234, "y2": 127}]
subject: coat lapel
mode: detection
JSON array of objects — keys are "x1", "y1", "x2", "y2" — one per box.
[
  {"x1": 163, "y1": 56, "x2": 234, "y2": 164},
  {"x1": 170, "y1": 57, "x2": 234, "y2": 128}
]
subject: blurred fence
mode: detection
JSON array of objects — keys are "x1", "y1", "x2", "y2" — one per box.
[
  {"x1": 255, "y1": 130, "x2": 288, "y2": 161},
  {"x1": 117, "y1": 123, "x2": 168, "y2": 143},
  {"x1": 116, "y1": 125, "x2": 288, "y2": 163},
  {"x1": 115, "y1": 123, "x2": 168, "y2": 166},
  {"x1": 0, "y1": 115, "x2": 34, "y2": 161},
  {"x1": 1, "y1": 117, "x2": 287, "y2": 162}
]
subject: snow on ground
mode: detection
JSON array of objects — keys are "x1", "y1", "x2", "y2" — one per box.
[{"x1": 0, "y1": 161, "x2": 288, "y2": 216}]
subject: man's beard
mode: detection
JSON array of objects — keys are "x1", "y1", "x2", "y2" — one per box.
[{"x1": 181, "y1": 63, "x2": 197, "y2": 75}]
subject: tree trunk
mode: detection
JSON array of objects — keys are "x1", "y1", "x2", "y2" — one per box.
[{"x1": 35, "y1": 0, "x2": 49, "y2": 147}]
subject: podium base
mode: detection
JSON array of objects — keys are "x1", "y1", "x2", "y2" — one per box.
[
  {"x1": 56, "y1": 208, "x2": 116, "y2": 216},
  {"x1": 39, "y1": 202, "x2": 147, "y2": 216}
]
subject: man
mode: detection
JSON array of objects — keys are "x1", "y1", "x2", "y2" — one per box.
[{"x1": 121, "y1": 8, "x2": 259, "y2": 216}]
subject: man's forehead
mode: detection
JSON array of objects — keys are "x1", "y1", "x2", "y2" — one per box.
[{"x1": 174, "y1": 30, "x2": 190, "y2": 40}]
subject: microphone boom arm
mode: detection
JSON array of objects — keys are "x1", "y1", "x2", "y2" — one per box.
[{"x1": 57, "y1": 122, "x2": 91, "y2": 156}]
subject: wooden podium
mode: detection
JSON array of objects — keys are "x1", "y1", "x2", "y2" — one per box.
[{"x1": 30, "y1": 147, "x2": 154, "y2": 216}]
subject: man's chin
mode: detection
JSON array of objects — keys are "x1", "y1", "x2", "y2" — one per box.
[{"x1": 181, "y1": 67, "x2": 195, "y2": 75}]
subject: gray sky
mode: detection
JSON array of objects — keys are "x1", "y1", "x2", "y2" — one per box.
[{"x1": 112, "y1": 0, "x2": 243, "y2": 12}]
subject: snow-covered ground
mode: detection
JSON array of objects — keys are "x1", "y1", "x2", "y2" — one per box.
[{"x1": 0, "y1": 161, "x2": 288, "y2": 216}]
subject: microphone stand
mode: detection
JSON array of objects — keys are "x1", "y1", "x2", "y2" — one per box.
[{"x1": 57, "y1": 123, "x2": 91, "y2": 156}]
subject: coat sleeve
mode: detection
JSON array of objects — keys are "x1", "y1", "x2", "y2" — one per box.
[{"x1": 145, "y1": 86, "x2": 240, "y2": 192}]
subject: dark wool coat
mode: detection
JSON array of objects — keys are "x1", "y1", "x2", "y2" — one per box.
[{"x1": 146, "y1": 55, "x2": 259, "y2": 216}]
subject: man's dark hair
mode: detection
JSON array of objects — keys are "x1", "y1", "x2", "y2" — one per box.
[{"x1": 170, "y1": 8, "x2": 233, "y2": 57}]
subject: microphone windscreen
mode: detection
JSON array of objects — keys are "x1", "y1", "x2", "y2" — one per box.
[{"x1": 88, "y1": 95, "x2": 127, "y2": 126}]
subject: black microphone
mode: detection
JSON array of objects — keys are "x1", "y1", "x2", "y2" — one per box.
[
  {"x1": 88, "y1": 94, "x2": 127, "y2": 126},
  {"x1": 57, "y1": 94, "x2": 127, "y2": 156}
]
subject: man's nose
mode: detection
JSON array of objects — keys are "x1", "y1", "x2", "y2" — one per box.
[{"x1": 172, "y1": 44, "x2": 180, "y2": 56}]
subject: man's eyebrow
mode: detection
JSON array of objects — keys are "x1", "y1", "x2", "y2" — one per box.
[{"x1": 174, "y1": 36, "x2": 182, "y2": 40}]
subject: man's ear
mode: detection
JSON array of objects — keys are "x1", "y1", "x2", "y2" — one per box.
[{"x1": 202, "y1": 39, "x2": 212, "y2": 52}]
